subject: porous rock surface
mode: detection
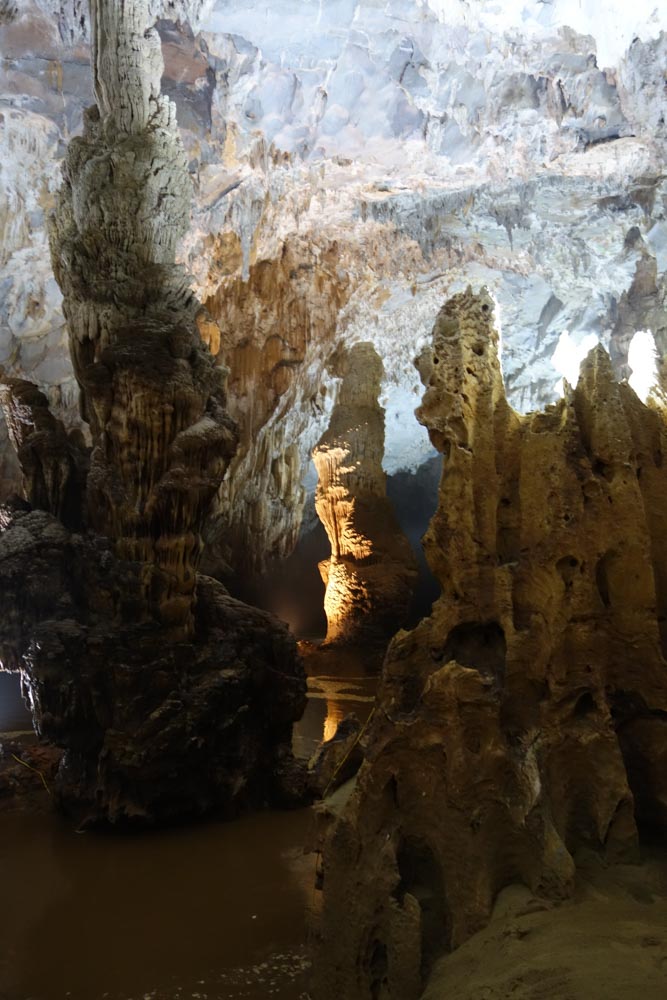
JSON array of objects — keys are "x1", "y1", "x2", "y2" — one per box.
[
  {"x1": 0, "y1": 0, "x2": 305, "y2": 826},
  {"x1": 312, "y1": 288, "x2": 667, "y2": 999},
  {"x1": 313, "y1": 342, "x2": 417, "y2": 646}
]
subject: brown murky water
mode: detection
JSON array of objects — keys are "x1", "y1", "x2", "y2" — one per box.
[
  {"x1": 0, "y1": 807, "x2": 315, "y2": 1000},
  {"x1": 0, "y1": 661, "x2": 378, "y2": 1000}
]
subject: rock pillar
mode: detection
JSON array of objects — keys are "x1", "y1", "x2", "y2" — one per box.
[
  {"x1": 313, "y1": 342, "x2": 417, "y2": 646},
  {"x1": 0, "y1": 0, "x2": 306, "y2": 825},
  {"x1": 312, "y1": 288, "x2": 667, "y2": 999}
]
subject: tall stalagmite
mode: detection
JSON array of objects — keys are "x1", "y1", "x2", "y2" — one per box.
[
  {"x1": 0, "y1": 0, "x2": 306, "y2": 825},
  {"x1": 312, "y1": 288, "x2": 667, "y2": 999},
  {"x1": 313, "y1": 342, "x2": 417, "y2": 646}
]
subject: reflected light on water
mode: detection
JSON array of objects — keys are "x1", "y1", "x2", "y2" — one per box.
[{"x1": 323, "y1": 699, "x2": 347, "y2": 743}]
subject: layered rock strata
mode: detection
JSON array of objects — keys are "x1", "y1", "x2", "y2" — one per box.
[
  {"x1": 0, "y1": 0, "x2": 305, "y2": 825},
  {"x1": 313, "y1": 342, "x2": 418, "y2": 647},
  {"x1": 312, "y1": 288, "x2": 667, "y2": 999}
]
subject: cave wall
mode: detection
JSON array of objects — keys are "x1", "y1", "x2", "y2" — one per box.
[
  {"x1": 312, "y1": 287, "x2": 667, "y2": 999},
  {"x1": 1, "y1": 1, "x2": 667, "y2": 575}
]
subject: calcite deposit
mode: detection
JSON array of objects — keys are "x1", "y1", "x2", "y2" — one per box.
[
  {"x1": 0, "y1": 0, "x2": 305, "y2": 825},
  {"x1": 312, "y1": 288, "x2": 667, "y2": 1000},
  {"x1": 313, "y1": 342, "x2": 417, "y2": 646},
  {"x1": 3, "y1": 2, "x2": 667, "y2": 577}
]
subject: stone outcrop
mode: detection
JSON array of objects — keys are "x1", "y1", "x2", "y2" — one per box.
[
  {"x1": 0, "y1": 504, "x2": 305, "y2": 824},
  {"x1": 0, "y1": 0, "x2": 306, "y2": 825},
  {"x1": 313, "y1": 343, "x2": 418, "y2": 647},
  {"x1": 311, "y1": 288, "x2": 667, "y2": 999},
  {"x1": 0, "y1": 372, "x2": 86, "y2": 528}
]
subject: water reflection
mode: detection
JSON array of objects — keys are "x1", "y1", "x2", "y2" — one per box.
[
  {"x1": 1, "y1": 646, "x2": 380, "y2": 1000},
  {"x1": 294, "y1": 643, "x2": 379, "y2": 759}
]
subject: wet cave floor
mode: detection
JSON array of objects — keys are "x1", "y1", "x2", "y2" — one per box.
[{"x1": 0, "y1": 655, "x2": 377, "y2": 1000}]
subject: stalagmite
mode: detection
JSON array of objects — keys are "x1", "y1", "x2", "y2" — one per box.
[
  {"x1": 313, "y1": 342, "x2": 418, "y2": 646},
  {"x1": 0, "y1": 0, "x2": 306, "y2": 825},
  {"x1": 312, "y1": 288, "x2": 667, "y2": 1000}
]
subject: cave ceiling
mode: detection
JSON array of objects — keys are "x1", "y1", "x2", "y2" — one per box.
[{"x1": 1, "y1": 0, "x2": 666, "y2": 565}]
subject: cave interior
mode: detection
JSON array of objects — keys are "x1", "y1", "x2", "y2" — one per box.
[{"x1": 1, "y1": 2, "x2": 667, "y2": 1000}]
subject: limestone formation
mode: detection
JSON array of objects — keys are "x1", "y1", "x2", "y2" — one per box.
[
  {"x1": 203, "y1": 238, "x2": 352, "y2": 579},
  {"x1": 313, "y1": 343, "x2": 418, "y2": 647},
  {"x1": 312, "y1": 288, "x2": 667, "y2": 1000},
  {"x1": 4, "y1": 2, "x2": 667, "y2": 583},
  {"x1": 0, "y1": 0, "x2": 306, "y2": 825},
  {"x1": 0, "y1": 1, "x2": 17, "y2": 24},
  {"x1": 0, "y1": 372, "x2": 86, "y2": 527}
]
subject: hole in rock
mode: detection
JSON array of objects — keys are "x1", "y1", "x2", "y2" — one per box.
[
  {"x1": 367, "y1": 939, "x2": 389, "y2": 1000},
  {"x1": 497, "y1": 492, "x2": 520, "y2": 564},
  {"x1": 574, "y1": 691, "x2": 596, "y2": 717},
  {"x1": 439, "y1": 621, "x2": 506, "y2": 686},
  {"x1": 596, "y1": 551, "x2": 615, "y2": 608},
  {"x1": 395, "y1": 837, "x2": 450, "y2": 982},
  {"x1": 593, "y1": 458, "x2": 614, "y2": 481},
  {"x1": 557, "y1": 555, "x2": 579, "y2": 588}
]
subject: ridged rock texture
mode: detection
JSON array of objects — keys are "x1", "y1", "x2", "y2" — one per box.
[
  {"x1": 3, "y1": 2, "x2": 667, "y2": 578},
  {"x1": 312, "y1": 288, "x2": 667, "y2": 1000},
  {"x1": 0, "y1": 0, "x2": 306, "y2": 826},
  {"x1": 313, "y1": 342, "x2": 417, "y2": 646}
]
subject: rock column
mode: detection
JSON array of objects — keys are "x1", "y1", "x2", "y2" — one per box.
[
  {"x1": 50, "y1": 0, "x2": 238, "y2": 637},
  {"x1": 312, "y1": 288, "x2": 667, "y2": 999},
  {"x1": 0, "y1": 0, "x2": 306, "y2": 825},
  {"x1": 313, "y1": 342, "x2": 417, "y2": 646}
]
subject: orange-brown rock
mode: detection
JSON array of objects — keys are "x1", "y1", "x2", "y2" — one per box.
[
  {"x1": 313, "y1": 342, "x2": 418, "y2": 646},
  {"x1": 203, "y1": 237, "x2": 352, "y2": 578},
  {"x1": 311, "y1": 287, "x2": 667, "y2": 999}
]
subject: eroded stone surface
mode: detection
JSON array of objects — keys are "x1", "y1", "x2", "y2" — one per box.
[
  {"x1": 312, "y1": 288, "x2": 667, "y2": 1000},
  {"x1": 3, "y1": 2, "x2": 667, "y2": 575},
  {"x1": 313, "y1": 342, "x2": 417, "y2": 646},
  {"x1": 0, "y1": 0, "x2": 306, "y2": 825}
]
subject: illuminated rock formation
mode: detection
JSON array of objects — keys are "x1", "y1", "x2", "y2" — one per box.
[
  {"x1": 203, "y1": 238, "x2": 352, "y2": 579},
  {"x1": 312, "y1": 288, "x2": 667, "y2": 999},
  {"x1": 4, "y1": 2, "x2": 667, "y2": 580},
  {"x1": 313, "y1": 342, "x2": 418, "y2": 646},
  {"x1": 0, "y1": 0, "x2": 306, "y2": 825}
]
